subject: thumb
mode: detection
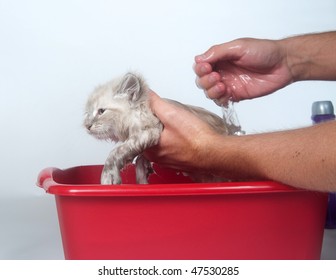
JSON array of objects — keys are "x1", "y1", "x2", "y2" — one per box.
[
  {"x1": 148, "y1": 90, "x2": 176, "y2": 124},
  {"x1": 194, "y1": 41, "x2": 242, "y2": 64},
  {"x1": 149, "y1": 91, "x2": 202, "y2": 128}
]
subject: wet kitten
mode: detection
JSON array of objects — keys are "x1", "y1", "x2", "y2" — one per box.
[{"x1": 84, "y1": 72, "x2": 240, "y2": 185}]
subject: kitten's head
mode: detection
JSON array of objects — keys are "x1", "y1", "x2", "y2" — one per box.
[{"x1": 84, "y1": 72, "x2": 148, "y2": 142}]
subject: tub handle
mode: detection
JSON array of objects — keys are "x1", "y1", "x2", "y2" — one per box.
[{"x1": 36, "y1": 167, "x2": 58, "y2": 191}]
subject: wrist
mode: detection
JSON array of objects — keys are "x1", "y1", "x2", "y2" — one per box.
[
  {"x1": 280, "y1": 32, "x2": 336, "y2": 82},
  {"x1": 279, "y1": 36, "x2": 310, "y2": 82}
]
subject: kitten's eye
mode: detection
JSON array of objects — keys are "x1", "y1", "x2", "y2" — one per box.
[{"x1": 97, "y1": 108, "x2": 106, "y2": 115}]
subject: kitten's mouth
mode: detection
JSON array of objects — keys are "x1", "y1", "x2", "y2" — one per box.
[
  {"x1": 90, "y1": 131, "x2": 108, "y2": 140},
  {"x1": 89, "y1": 130, "x2": 119, "y2": 142}
]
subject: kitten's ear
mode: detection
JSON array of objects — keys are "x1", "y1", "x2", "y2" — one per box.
[{"x1": 117, "y1": 73, "x2": 143, "y2": 101}]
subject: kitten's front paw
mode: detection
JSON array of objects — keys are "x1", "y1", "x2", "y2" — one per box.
[
  {"x1": 101, "y1": 169, "x2": 122, "y2": 185},
  {"x1": 135, "y1": 155, "x2": 152, "y2": 184}
]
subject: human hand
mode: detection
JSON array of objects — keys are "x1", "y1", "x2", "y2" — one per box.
[
  {"x1": 144, "y1": 91, "x2": 219, "y2": 173},
  {"x1": 194, "y1": 38, "x2": 294, "y2": 105}
]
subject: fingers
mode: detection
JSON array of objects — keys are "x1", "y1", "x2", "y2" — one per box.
[
  {"x1": 194, "y1": 41, "x2": 242, "y2": 90},
  {"x1": 193, "y1": 62, "x2": 227, "y2": 101},
  {"x1": 193, "y1": 62, "x2": 212, "y2": 76},
  {"x1": 203, "y1": 82, "x2": 227, "y2": 100},
  {"x1": 195, "y1": 69, "x2": 221, "y2": 89},
  {"x1": 194, "y1": 42, "x2": 242, "y2": 105}
]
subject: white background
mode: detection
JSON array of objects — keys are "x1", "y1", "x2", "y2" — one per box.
[{"x1": 0, "y1": 0, "x2": 336, "y2": 259}]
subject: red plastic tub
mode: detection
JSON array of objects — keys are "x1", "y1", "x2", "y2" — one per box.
[{"x1": 37, "y1": 164, "x2": 327, "y2": 260}]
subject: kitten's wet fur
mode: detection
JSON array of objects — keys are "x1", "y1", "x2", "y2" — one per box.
[{"x1": 84, "y1": 72, "x2": 239, "y2": 185}]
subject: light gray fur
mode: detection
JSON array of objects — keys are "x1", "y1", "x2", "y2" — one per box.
[{"x1": 84, "y1": 72, "x2": 240, "y2": 185}]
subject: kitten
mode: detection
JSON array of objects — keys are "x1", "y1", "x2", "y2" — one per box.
[{"x1": 84, "y1": 72, "x2": 240, "y2": 185}]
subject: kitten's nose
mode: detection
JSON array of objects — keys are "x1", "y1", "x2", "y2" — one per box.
[{"x1": 86, "y1": 124, "x2": 92, "y2": 131}]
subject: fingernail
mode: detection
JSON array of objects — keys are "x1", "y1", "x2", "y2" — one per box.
[
  {"x1": 208, "y1": 73, "x2": 219, "y2": 83},
  {"x1": 200, "y1": 65, "x2": 209, "y2": 74},
  {"x1": 215, "y1": 83, "x2": 225, "y2": 94},
  {"x1": 194, "y1": 55, "x2": 203, "y2": 62},
  {"x1": 195, "y1": 54, "x2": 208, "y2": 62}
]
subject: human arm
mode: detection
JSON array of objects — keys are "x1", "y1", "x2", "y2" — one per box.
[
  {"x1": 206, "y1": 122, "x2": 336, "y2": 192},
  {"x1": 145, "y1": 92, "x2": 336, "y2": 192},
  {"x1": 194, "y1": 31, "x2": 336, "y2": 105}
]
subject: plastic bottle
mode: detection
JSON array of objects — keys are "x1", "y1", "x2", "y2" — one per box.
[{"x1": 311, "y1": 101, "x2": 336, "y2": 229}]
